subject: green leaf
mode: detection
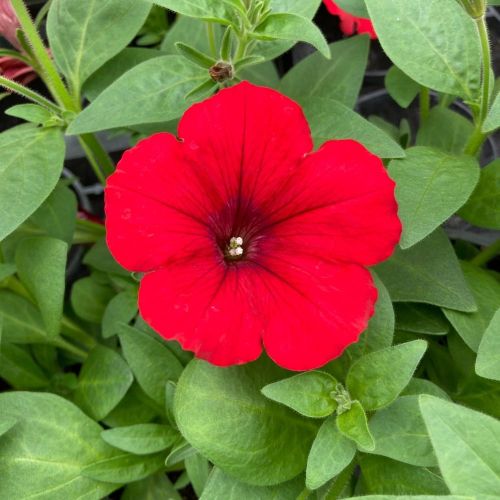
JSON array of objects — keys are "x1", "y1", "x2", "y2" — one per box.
[
  {"x1": 165, "y1": 437, "x2": 197, "y2": 467},
  {"x1": 161, "y1": 15, "x2": 221, "y2": 54},
  {"x1": 0, "y1": 418, "x2": 16, "y2": 438},
  {"x1": 395, "y1": 303, "x2": 450, "y2": 336},
  {"x1": 252, "y1": 13, "x2": 329, "y2": 59},
  {"x1": 375, "y1": 229, "x2": 476, "y2": 312},
  {"x1": 0, "y1": 125, "x2": 65, "y2": 242},
  {"x1": 337, "y1": 400, "x2": 374, "y2": 450},
  {"x1": 148, "y1": 0, "x2": 232, "y2": 23},
  {"x1": 261, "y1": 371, "x2": 337, "y2": 418},
  {"x1": 175, "y1": 358, "x2": 318, "y2": 486},
  {"x1": 443, "y1": 262, "x2": 500, "y2": 352},
  {"x1": 483, "y1": 92, "x2": 500, "y2": 133},
  {"x1": 0, "y1": 263, "x2": 16, "y2": 282},
  {"x1": 118, "y1": 324, "x2": 183, "y2": 406},
  {"x1": 122, "y1": 472, "x2": 181, "y2": 500},
  {"x1": 185, "y1": 453, "x2": 211, "y2": 497},
  {"x1": 47, "y1": 0, "x2": 151, "y2": 91},
  {"x1": 365, "y1": 396, "x2": 436, "y2": 466},
  {"x1": 306, "y1": 415, "x2": 356, "y2": 490},
  {"x1": 252, "y1": 0, "x2": 323, "y2": 61},
  {"x1": 0, "y1": 291, "x2": 46, "y2": 344},
  {"x1": 239, "y1": 61, "x2": 280, "y2": 88},
  {"x1": 459, "y1": 159, "x2": 500, "y2": 229},
  {"x1": 476, "y1": 309, "x2": 500, "y2": 381},
  {"x1": 402, "y1": 378, "x2": 451, "y2": 400},
  {"x1": 385, "y1": 66, "x2": 420, "y2": 108},
  {"x1": 102, "y1": 290, "x2": 138, "y2": 339},
  {"x1": 389, "y1": 147, "x2": 479, "y2": 248},
  {"x1": 5, "y1": 104, "x2": 53, "y2": 124},
  {"x1": 83, "y1": 47, "x2": 165, "y2": 102},
  {"x1": 303, "y1": 97, "x2": 405, "y2": 158},
  {"x1": 347, "y1": 340, "x2": 427, "y2": 411},
  {"x1": 280, "y1": 36, "x2": 369, "y2": 109},
  {"x1": 0, "y1": 343, "x2": 49, "y2": 389},
  {"x1": 101, "y1": 423, "x2": 177, "y2": 455},
  {"x1": 175, "y1": 42, "x2": 216, "y2": 68},
  {"x1": 73, "y1": 345, "x2": 133, "y2": 420},
  {"x1": 70, "y1": 276, "x2": 115, "y2": 323},
  {"x1": 67, "y1": 56, "x2": 207, "y2": 134},
  {"x1": 83, "y1": 237, "x2": 129, "y2": 277},
  {"x1": 30, "y1": 184, "x2": 77, "y2": 246},
  {"x1": 0, "y1": 392, "x2": 121, "y2": 499},
  {"x1": 359, "y1": 455, "x2": 448, "y2": 495},
  {"x1": 365, "y1": 0, "x2": 481, "y2": 100},
  {"x1": 420, "y1": 395, "x2": 500, "y2": 495},
  {"x1": 201, "y1": 468, "x2": 305, "y2": 500},
  {"x1": 347, "y1": 273, "x2": 395, "y2": 359},
  {"x1": 15, "y1": 237, "x2": 67, "y2": 337},
  {"x1": 104, "y1": 382, "x2": 160, "y2": 428},
  {"x1": 335, "y1": 0, "x2": 369, "y2": 17},
  {"x1": 416, "y1": 108, "x2": 474, "y2": 155},
  {"x1": 81, "y1": 452, "x2": 166, "y2": 484}
]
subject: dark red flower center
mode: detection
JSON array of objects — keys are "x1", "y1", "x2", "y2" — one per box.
[{"x1": 208, "y1": 196, "x2": 269, "y2": 265}]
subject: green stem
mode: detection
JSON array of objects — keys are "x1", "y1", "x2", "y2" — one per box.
[
  {"x1": 80, "y1": 133, "x2": 115, "y2": 178},
  {"x1": 296, "y1": 487, "x2": 311, "y2": 500},
  {"x1": 465, "y1": 15, "x2": 491, "y2": 156},
  {"x1": 471, "y1": 238, "x2": 500, "y2": 267},
  {"x1": 0, "y1": 75, "x2": 61, "y2": 114},
  {"x1": 61, "y1": 317, "x2": 96, "y2": 350},
  {"x1": 75, "y1": 217, "x2": 106, "y2": 235},
  {"x1": 206, "y1": 22, "x2": 217, "y2": 58},
  {"x1": 477, "y1": 16, "x2": 491, "y2": 123},
  {"x1": 0, "y1": 48, "x2": 32, "y2": 65},
  {"x1": 419, "y1": 87, "x2": 430, "y2": 123},
  {"x1": 51, "y1": 337, "x2": 87, "y2": 360},
  {"x1": 5, "y1": 275, "x2": 93, "y2": 356},
  {"x1": 78, "y1": 134, "x2": 115, "y2": 184},
  {"x1": 10, "y1": 0, "x2": 75, "y2": 111},
  {"x1": 34, "y1": 0, "x2": 53, "y2": 27},
  {"x1": 235, "y1": 34, "x2": 248, "y2": 61}
]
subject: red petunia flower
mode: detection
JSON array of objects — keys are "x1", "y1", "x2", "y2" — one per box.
[
  {"x1": 323, "y1": 0, "x2": 377, "y2": 39},
  {"x1": 0, "y1": 55, "x2": 37, "y2": 85},
  {"x1": 105, "y1": 82, "x2": 400, "y2": 371},
  {"x1": 0, "y1": 0, "x2": 39, "y2": 85},
  {"x1": 0, "y1": 0, "x2": 20, "y2": 48}
]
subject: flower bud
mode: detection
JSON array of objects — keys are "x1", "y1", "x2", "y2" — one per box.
[{"x1": 209, "y1": 61, "x2": 234, "y2": 83}]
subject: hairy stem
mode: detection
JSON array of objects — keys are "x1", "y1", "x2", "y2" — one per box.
[
  {"x1": 0, "y1": 75, "x2": 61, "y2": 114},
  {"x1": 10, "y1": 0, "x2": 76, "y2": 111}
]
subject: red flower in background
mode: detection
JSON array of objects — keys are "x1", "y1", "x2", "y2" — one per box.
[
  {"x1": 0, "y1": 0, "x2": 20, "y2": 48},
  {"x1": 0, "y1": 0, "x2": 38, "y2": 85},
  {"x1": 105, "y1": 82, "x2": 400, "y2": 371},
  {"x1": 323, "y1": 0, "x2": 377, "y2": 39}
]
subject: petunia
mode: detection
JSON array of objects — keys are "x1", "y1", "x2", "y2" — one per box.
[
  {"x1": 0, "y1": 0, "x2": 20, "y2": 48},
  {"x1": 0, "y1": 55, "x2": 37, "y2": 85},
  {"x1": 0, "y1": 0, "x2": 38, "y2": 85},
  {"x1": 323, "y1": 0, "x2": 377, "y2": 39},
  {"x1": 105, "y1": 82, "x2": 400, "y2": 371}
]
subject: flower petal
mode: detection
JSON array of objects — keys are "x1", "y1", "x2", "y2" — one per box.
[
  {"x1": 138, "y1": 255, "x2": 264, "y2": 366},
  {"x1": 105, "y1": 133, "x2": 213, "y2": 272},
  {"x1": 177, "y1": 81, "x2": 313, "y2": 212},
  {"x1": 257, "y1": 248, "x2": 377, "y2": 371},
  {"x1": 268, "y1": 140, "x2": 401, "y2": 266}
]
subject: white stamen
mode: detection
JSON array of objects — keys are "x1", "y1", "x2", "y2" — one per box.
[{"x1": 227, "y1": 236, "x2": 244, "y2": 258}]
